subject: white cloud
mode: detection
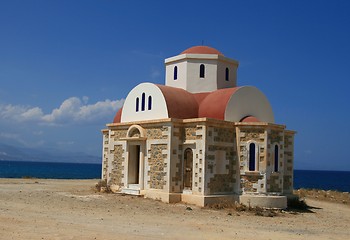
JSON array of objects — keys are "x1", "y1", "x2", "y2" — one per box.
[
  {"x1": 0, "y1": 132, "x2": 45, "y2": 147},
  {"x1": 0, "y1": 97, "x2": 124, "y2": 126},
  {"x1": 21, "y1": 107, "x2": 44, "y2": 121},
  {"x1": 82, "y1": 96, "x2": 89, "y2": 104}
]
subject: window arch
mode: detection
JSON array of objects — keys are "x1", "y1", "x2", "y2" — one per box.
[
  {"x1": 225, "y1": 68, "x2": 229, "y2": 81},
  {"x1": 249, "y1": 143, "x2": 256, "y2": 171},
  {"x1": 141, "y1": 93, "x2": 145, "y2": 111},
  {"x1": 199, "y1": 64, "x2": 205, "y2": 78},
  {"x1": 136, "y1": 97, "x2": 139, "y2": 112},
  {"x1": 274, "y1": 145, "x2": 279, "y2": 172},
  {"x1": 148, "y1": 96, "x2": 152, "y2": 110},
  {"x1": 174, "y1": 66, "x2": 178, "y2": 80}
]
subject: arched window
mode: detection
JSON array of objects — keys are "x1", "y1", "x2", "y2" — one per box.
[
  {"x1": 174, "y1": 66, "x2": 178, "y2": 80},
  {"x1": 136, "y1": 97, "x2": 139, "y2": 112},
  {"x1": 274, "y1": 145, "x2": 279, "y2": 172},
  {"x1": 183, "y1": 148, "x2": 193, "y2": 189},
  {"x1": 225, "y1": 68, "x2": 229, "y2": 81},
  {"x1": 249, "y1": 143, "x2": 256, "y2": 171},
  {"x1": 141, "y1": 93, "x2": 145, "y2": 111},
  {"x1": 148, "y1": 96, "x2": 152, "y2": 110},
  {"x1": 200, "y1": 64, "x2": 205, "y2": 78}
]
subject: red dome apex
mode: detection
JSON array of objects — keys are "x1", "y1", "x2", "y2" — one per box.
[{"x1": 181, "y1": 46, "x2": 223, "y2": 56}]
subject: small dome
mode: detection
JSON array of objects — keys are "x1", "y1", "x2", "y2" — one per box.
[
  {"x1": 241, "y1": 116, "x2": 260, "y2": 122},
  {"x1": 181, "y1": 46, "x2": 223, "y2": 56}
]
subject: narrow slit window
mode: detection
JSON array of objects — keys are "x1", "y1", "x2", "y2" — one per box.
[
  {"x1": 136, "y1": 97, "x2": 139, "y2": 112},
  {"x1": 249, "y1": 143, "x2": 256, "y2": 171},
  {"x1": 141, "y1": 93, "x2": 145, "y2": 111},
  {"x1": 274, "y1": 145, "x2": 279, "y2": 172},
  {"x1": 174, "y1": 66, "x2": 178, "y2": 80},
  {"x1": 225, "y1": 68, "x2": 229, "y2": 81},
  {"x1": 200, "y1": 64, "x2": 205, "y2": 78},
  {"x1": 148, "y1": 96, "x2": 152, "y2": 110}
]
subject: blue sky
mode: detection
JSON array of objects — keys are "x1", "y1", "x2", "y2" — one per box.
[{"x1": 0, "y1": 0, "x2": 349, "y2": 170}]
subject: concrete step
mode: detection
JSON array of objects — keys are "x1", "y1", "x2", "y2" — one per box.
[
  {"x1": 121, "y1": 188, "x2": 141, "y2": 196},
  {"x1": 128, "y1": 184, "x2": 140, "y2": 190}
]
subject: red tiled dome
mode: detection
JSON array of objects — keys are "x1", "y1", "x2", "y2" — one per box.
[
  {"x1": 156, "y1": 85, "x2": 199, "y2": 119},
  {"x1": 113, "y1": 107, "x2": 123, "y2": 123},
  {"x1": 181, "y1": 46, "x2": 223, "y2": 56},
  {"x1": 197, "y1": 87, "x2": 240, "y2": 120}
]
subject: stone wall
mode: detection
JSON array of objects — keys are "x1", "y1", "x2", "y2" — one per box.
[
  {"x1": 111, "y1": 129, "x2": 127, "y2": 141},
  {"x1": 169, "y1": 123, "x2": 205, "y2": 194},
  {"x1": 102, "y1": 130, "x2": 109, "y2": 181},
  {"x1": 170, "y1": 126, "x2": 183, "y2": 193},
  {"x1": 237, "y1": 127, "x2": 265, "y2": 172},
  {"x1": 236, "y1": 126, "x2": 267, "y2": 193},
  {"x1": 267, "y1": 129, "x2": 284, "y2": 171},
  {"x1": 241, "y1": 174, "x2": 264, "y2": 192},
  {"x1": 268, "y1": 174, "x2": 282, "y2": 192},
  {"x1": 103, "y1": 120, "x2": 295, "y2": 204},
  {"x1": 266, "y1": 129, "x2": 284, "y2": 193},
  {"x1": 146, "y1": 127, "x2": 168, "y2": 140},
  {"x1": 206, "y1": 146, "x2": 237, "y2": 194},
  {"x1": 148, "y1": 144, "x2": 167, "y2": 189},
  {"x1": 206, "y1": 126, "x2": 238, "y2": 195},
  {"x1": 283, "y1": 132, "x2": 294, "y2": 194},
  {"x1": 108, "y1": 145, "x2": 125, "y2": 187},
  {"x1": 213, "y1": 127, "x2": 235, "y2": 143},
  {"x1": 182, "y1": 126, "x2": 199, "y2": 140}
]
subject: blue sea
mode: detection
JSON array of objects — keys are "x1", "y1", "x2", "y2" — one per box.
[
  {"x1": 0, "y1": 160, "x2": 101, "y2": 179},
  {"x1": 0, "y1": 160, "x2": 349, "y2": 192}
]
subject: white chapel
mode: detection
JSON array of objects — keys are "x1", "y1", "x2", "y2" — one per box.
[{"x1": 102, "y1": 46, "x2": 295, "y2": 208}]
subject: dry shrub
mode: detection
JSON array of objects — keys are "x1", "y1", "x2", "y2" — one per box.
[
  {"x1": 207, "y1": 200, "x2": 278, "y2": 217},
  {"x1": 208, "y1": 199, "x2": 236, "y2": 210},
  {"x1": 95, "y1": 180, "x2": 112, "y2": 193}
]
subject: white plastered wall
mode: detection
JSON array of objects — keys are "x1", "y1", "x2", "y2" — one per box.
[
  {"x1": 225, "y1": 86, "x2": 274, "y2": 123},
  {"x1": 121, "y1": 83, "x2": 169, "y2": 122},
  {"x1": 216, "y1": 59, "x2": 238, "y2": 89},
  {"x1": 165, "y1": 61, "x2": 187, "y2": 89},
  {"x1": 186, "y1": 59, "x2": 217, "y2": 93}
]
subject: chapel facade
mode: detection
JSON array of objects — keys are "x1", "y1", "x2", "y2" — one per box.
[{"x1": 101, "y1": 46, "x2": 295, "y2": 208}]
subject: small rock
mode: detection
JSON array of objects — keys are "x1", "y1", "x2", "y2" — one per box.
[{"x1": 186, "y1": 206, "x2": 192, "y2": 211}]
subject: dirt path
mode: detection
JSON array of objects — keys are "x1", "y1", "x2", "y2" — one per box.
[{"x1": 0, "y1": 179, "x2": 349, "y2": 240}]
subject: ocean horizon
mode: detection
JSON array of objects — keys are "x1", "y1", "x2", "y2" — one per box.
[{"x1": 0, "y1": 160, "x2": 349, "y2": 192}]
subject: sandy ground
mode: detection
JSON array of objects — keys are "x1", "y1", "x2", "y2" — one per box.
[{"x1": 0, "y1": 179, "x2": 349, "y2": 240}]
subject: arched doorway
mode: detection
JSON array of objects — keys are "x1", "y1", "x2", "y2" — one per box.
[
  {"x1": 183, "y1": 148, "x2": 193, "y2": 190},
  {"x1": 128, "y1": 144, "x2": 140, "y2": 184},
  {"x1": 126, "y1": 125, "x2": 146, "y2": 190}
]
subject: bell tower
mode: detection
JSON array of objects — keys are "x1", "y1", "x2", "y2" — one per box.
[{"x1": 164, "y1": 46, "x2": 239, "y2": 93}]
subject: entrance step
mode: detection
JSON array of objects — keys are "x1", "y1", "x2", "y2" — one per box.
[
  {"x1": 121, "y1": 188, "x2": 141, "y2": 196},
  {"x1": 128, "y1": 184, "x2": 140, "y2": 190}
]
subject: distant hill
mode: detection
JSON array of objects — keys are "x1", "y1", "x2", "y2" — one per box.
[{"x1": 0, "y1": 143, "x2": 101, "y2": 164}]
